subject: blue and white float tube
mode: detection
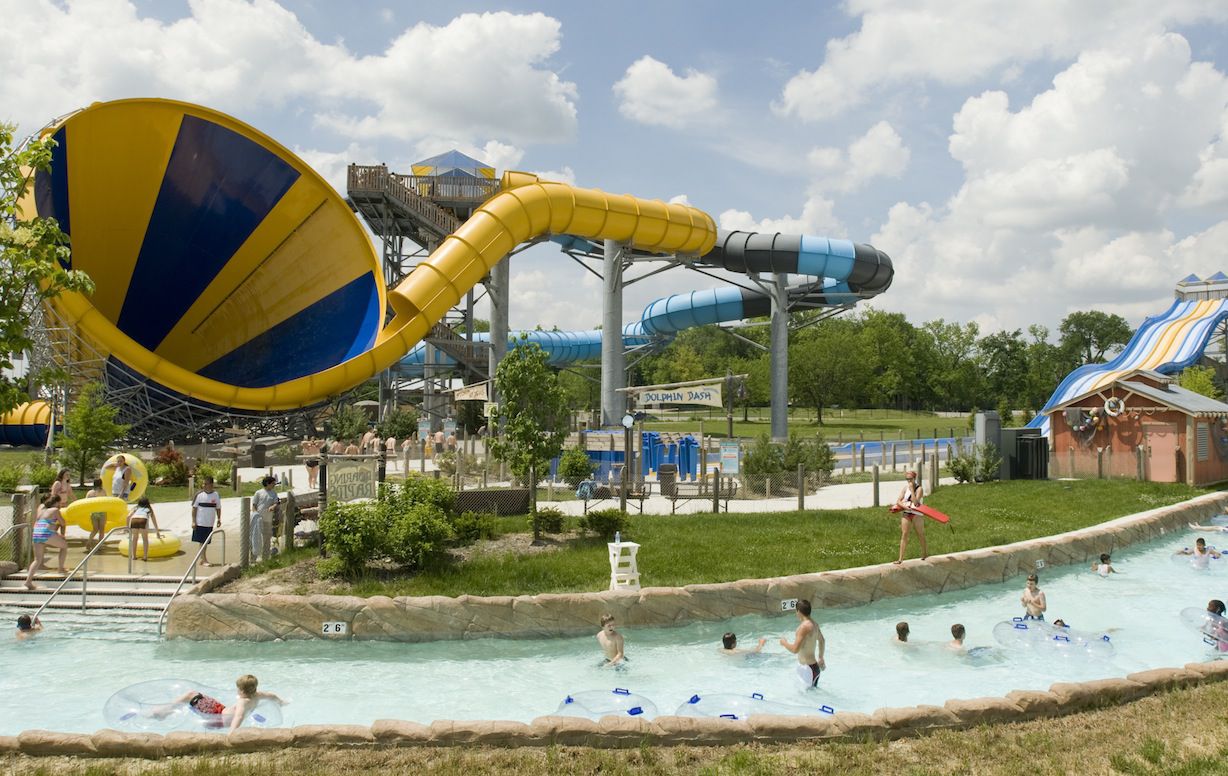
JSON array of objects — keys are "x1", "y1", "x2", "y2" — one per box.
[
  {"x1": 1179, "y1": 606, "x2": 1228, "y2": 654},
  {"x1": 555, "y1": 688, "x2": 658, "y2": 720},
  {"x1": 103, "y1": 679, "x2": 284, "y2": 733},
  {"x1": 992, "y1": 618, "x2": 1114, "y2": 659},
  {"x1": 676, "y1": 692, "x2": 835, "y2": 721}
]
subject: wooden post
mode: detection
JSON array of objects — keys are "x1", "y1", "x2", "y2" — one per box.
[
  {"x1": 282, "y1": 492, "x2": 296, "y2": 549},
  {"x1": 712, "y1": 468, "x2": 721, "y2": 513},
  {"x1": 231, "y1": 463, "x2": 239, "y2": 494},
  {"x1": 420, "y1": 440, "x2": 426, "y2": 477},
  {"x1": 11, "y1": 492, "x2": 27, "y2": 570},
  {"x1": 859, "y1": 444, "x2": 866, "y2": 472},
  {"x1": 797, "y1": 464, "x2": 804, "y2": 511},
  {"x1": 378, "y1": 446, "x2": 387, "y2": 484},
  {"x1": 872, "y1": 465, "x2": 880, "y2": 507},
  {"x1": 317, "y1": 453, "x2": 328, "y2": 519},
  {"x1": 239, "y1": 496, "x2": 251, "y2": 568},
  {"x1": 1097, "y1": 447, "x2": 1105, "y2": 479}
]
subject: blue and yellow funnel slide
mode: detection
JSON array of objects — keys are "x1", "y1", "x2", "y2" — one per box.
[{"x1": 23, "y1": 98, "x2": 717, "y2": 412}]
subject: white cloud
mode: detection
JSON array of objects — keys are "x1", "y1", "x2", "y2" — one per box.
[
  {"x1": 613, "y1": 55, "x2": 718, "y2": 129},
  {"x1": 808, "y1": 120, "x2": 910, "y2": 192},
  {"x1": 719, "y1": 196, "x2": 843, "y2": 236},
  {"x1": 870, "y1": 33, "x2": 1228, "y2": 332},
  {"x1": 294, "y1": 142, "x2": 375, "y2": 196},
  {"x1": 0, "y1": 1, "x2": 578, "y2": 148},
  {"x1": 775, "y1": 0, "x2": 1228, "y2": 121}
]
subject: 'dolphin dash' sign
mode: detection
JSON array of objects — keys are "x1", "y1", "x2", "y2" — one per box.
[
  {"x1": 328, "y1": 458, "x2": 378, "y2": 502},
  {"x1": 637, "y1": 382, "x2": 724, "y2": 408}
]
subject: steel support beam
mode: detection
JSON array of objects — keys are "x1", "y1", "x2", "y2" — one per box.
[
  {"x1": 601, "y1": 240, "x2": 627, "y2": 427},
  {"x1": 770, "y1": 272, "x2": 789, "y2": 442}
]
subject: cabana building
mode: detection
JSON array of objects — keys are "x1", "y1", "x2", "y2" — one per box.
[{"x1": 1045, "y1": 369, "x2": 1228, "y2": 485}]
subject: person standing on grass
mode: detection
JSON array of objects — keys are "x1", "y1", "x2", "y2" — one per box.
[
  {"x1": 191, "y1": 476, "x2": 222, "y2": 567},
  {"x1": 780, "y1": 599, "x2": 825, "y2": 687},
  {"x1": 893, "y1": 470, "x2": 928, "y2": 564},
  {"x1": 250, "y1": 476, "x2": 279, "y2": 560}
]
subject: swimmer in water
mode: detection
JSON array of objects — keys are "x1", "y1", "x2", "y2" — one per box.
[
  {"x1": 1188, "y1": 521, "x2": 1228, "y2": 534},
  {"x1": 779, "y1": 599, "x2": 825, "y2": 687},
  {"x1": 158, "y1": 675, "x2": 285, "y2": 733},
  {"x1": 1021, "y1": 573, "x2": 1047, "y2": 621},
  {"x1": 948, "y1": 623, "x2": 966, "y2": 652},
  {"x1": 893, "y1": 621, "x2": 911, "y2": 644},
  {"x1": 1090, "y1": 553, "x2": 1118, "y2": 576},
  {"x1": 1177, "y1": 537, "x2": 1221, "y2": 568},
  {"x1": 15, "y1": 615, "x2": 41, "y2": 641},
  {"x1": 720, "y1": 632, "x2": 767, "y2": 656},
  {"x1": 596, "y1": 613, "x2": 625, "y2": 668}
]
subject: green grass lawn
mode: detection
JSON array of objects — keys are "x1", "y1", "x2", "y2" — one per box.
[
  {"x1": 333, "y1": 479, "x2": 1207, "y2": 598},
  {"x1": 644, "y1": 407, "x2": 971, "y2": 441}
]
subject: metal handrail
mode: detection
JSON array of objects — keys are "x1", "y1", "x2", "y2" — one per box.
[
  {"x1": 32, "y1": 524, "x2": 131, "y2": 619},
  {"x1": 0, "y1": 522, "x2": 32, "y2": 566},
  {"x1": 157, "y1": 529, "x2": 227, "y2": 637}
]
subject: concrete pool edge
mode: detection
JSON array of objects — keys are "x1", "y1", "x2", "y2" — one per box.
[
  {"x1": 3, "y1": 661, "x2": 1227, "y2": 757},
  {"x1": 165, "y1": 491, "x2": 1228, "y2": 642}
]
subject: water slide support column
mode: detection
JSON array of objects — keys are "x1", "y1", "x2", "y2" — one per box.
[
  {"x1": 770, "y1": 272, "x2": 789, "y2": 442},
  {"x1": 488, "y1": 258, "x2": 510, "y2": 401},
  {"x1": 601, "y1": 240, "x2": 627, "y2": 427}
]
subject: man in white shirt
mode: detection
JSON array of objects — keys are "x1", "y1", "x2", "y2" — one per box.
[{"x1": 191, "y1": 477, "x2": 223, "y2": 568}]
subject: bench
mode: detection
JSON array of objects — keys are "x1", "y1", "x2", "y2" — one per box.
[
  {"x1": 577, "y1": 480, "x2": 650, "y2": 514},
  {"x1": 662, "y1": 478, "x2": 740, "y2": 514}
]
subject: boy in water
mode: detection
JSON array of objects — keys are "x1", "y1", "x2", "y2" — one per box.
[
  {"x1": 779, "y1": 599, "x2": 825, "y2": 687},
  {"x1": 15, "y1": 615, "x2": 41, "y2": 641},
  {"x1": 596, "y1": 613, "x2": 625, "y2": 667},
  {"x1": 161, "y1": 674, "x2": 286, "y2": 733},
  {"x1": 1021, "y1": 573, "x2": 1047, "y2": 620},
  {"x1": 1177, "y1": 537, "x2": 1221, "y2": 568},
  {"x1": 1091, "y1": 553, "x2": 1118, "y2": 576},
  {"x1": 893, "y1": 621, "x2": 911, "y2": 644},
  {"x1": 720, "y1": 632, "x2": 766, "y2": 656},
  {"x1": 948, "y1": 623, "x2": 966, "y2": 651}
]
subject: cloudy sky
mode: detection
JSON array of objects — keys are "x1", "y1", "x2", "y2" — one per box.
[{"x1": 5, "y1": 0, "x2": 1228, "y2": 337}]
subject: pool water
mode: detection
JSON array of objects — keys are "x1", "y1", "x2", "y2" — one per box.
[{"x1": 1, "y1": 530, "x2": 1224, "y2": 734}]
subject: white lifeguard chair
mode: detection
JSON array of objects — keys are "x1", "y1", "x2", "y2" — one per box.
[{"x1": 608, "y1": 539, "x2": 641, "y2": 591}]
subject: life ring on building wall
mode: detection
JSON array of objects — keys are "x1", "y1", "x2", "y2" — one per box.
[{"x1": 1104, "y1": 397, "x2": 1125, "y2": 418}]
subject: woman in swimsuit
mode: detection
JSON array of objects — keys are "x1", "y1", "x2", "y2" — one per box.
[
  {"x1": 894, "y1": 471, "x2": 928, "y2": 564},
  {"x1": 125, "y1": 496, "x2": 164, "y2": 561},
  {"x1": 25, "y1": 494, "x2": 68, "y2": 589},
  {"x1": 49, "y1": 468, "x2": 74, "y2": 507}
]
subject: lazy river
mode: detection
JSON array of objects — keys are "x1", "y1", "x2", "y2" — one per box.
[{"x1": 1, "y1": 529, "x2": 1224, "y2": 735}]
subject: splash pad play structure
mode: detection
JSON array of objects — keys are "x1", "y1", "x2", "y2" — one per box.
[{"x1": 3, "y1": 98, "x2": 891, "y2": 444}]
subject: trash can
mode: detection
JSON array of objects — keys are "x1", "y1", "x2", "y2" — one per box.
[
  {"x1": 658, "y1": 463, "x2": 678, "y2": 497},
  {"x1": 250, "y1": 443, "x2": 267, "y2": 469}
]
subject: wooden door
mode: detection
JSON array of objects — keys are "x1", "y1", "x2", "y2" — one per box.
[{"x1": 1143, "y1": 423, "x2": 1178, "y2": 482}]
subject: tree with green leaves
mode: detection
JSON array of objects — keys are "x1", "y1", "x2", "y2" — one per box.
[
  {"x1": 1059, "y1": 310, "x2": 1132, "y2": 366},
  {"x1": 1178, "y1": 365, "x2": 1224, "y2": 400},
  {"x1": 58, "y1": 383, "x2": 128, "y2": 484},
  {"x1": 1, "y1": 122, "x2": 95, "y2": 414},
  {"x1": 489, "y1": 339, "x2": 569, "y2": 484},
  {"x1": 376, "y1": 407, "x2": 419, "y2": 439},
  {"x1": 788, "y1": 318, "x2": 870, "y2": 424},
  {"x1": 328, "y1": 402, "x2": 369, "y2": 443}
]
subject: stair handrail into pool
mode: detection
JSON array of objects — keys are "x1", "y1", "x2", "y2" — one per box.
[
  {"x1": 0, "y1": 521, "x2": 32, "y2": 565},
  {"x1": 31, "y1": 525, "x2": 132, "y2": 619},
  {"x1": 157, "y1": 529, "x2": 227, "y2": 638}
]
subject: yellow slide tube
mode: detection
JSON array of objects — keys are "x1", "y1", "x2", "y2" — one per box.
[{"x1": 47, "y1": 172, "x2": 716, "y2": 411}]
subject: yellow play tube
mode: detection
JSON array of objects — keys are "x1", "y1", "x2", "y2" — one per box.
[
  {"x1": 62, "y1": 496, "x2": 128, "y2": 533},
  {"x1": 118, "y1": 533, "x2": 182, "y2": 558},
  {"x1": 100, "y1": 453, "x2": 149, "y2": 502},
  {"x1": 28, "y1": 100, "x2": 717, "y2": 412}
]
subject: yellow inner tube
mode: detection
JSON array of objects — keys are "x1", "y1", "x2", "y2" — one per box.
[
  {"x1": 101, "y1": 453, "x2": 149, "y2": 502},
  {"x1": 61, "y1": 496, "x2": 128, "y2": 533},
  {"x1": 117, "y1": 533, "x2": 182, "y2": 558}
]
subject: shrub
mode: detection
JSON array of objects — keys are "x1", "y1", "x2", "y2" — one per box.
[
  {"x1": 384, "y1": 476, "x2": 455, "y2": 516},
  {"x1": 377, "y1": 407, "x2": 419, "y2": 440},
  {"x1": 146, "y1": 461, "x2": 172, "y2": 485},
  {"x1": 557, "y1": 448, "x2": 595, "y2": 488},
  {"x1": 194, "y1": 461, "x2": 232, "y2": 486},
  {"x1": 318, "y1": 501, "x2": 384, "y2": 577},
  {"x1": 742, "y1": 433, "x2": 784, "y2": 475},
  {"x1": 532, "y1": 507, "x2": 566, "y2": 535},
  {"x1": 0, "y1": 464, "x2": 23, "y2": 493},
  {"x1": 781, "y1": 432, "x2": 836, "y2": 477},
  {"x1": 272, "y1": 444, "x2": 296, "y2": 464},
  {"x1": 27, "y1": 459, "x2": 58, "y2": 490},
  {"x1": 949, "y1": 443, "x2": 1003, "y2": 484},
  {"x1": 385, "y1": 502, "x2": 454, "y2": 569},
  {"x1": 996, "y1": 400, "x2": 1016, "y2": 427},
  {"x1": 436, "y1": 450, "x2": 477, "y2": 477},
  {"x1": 579, "y1": 508, "x2": 627, "y2": 540},
  {"x1": 450, "y1": 511, "x2": 498, "y2": 545},
  {"x1": 153, "y1": 447, "x2": 189, "y2": 485}
]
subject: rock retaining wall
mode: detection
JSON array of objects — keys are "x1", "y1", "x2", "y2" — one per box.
[
  {"x1": 166, "y1": 491, "x2": 1228, "y2": 642},
  {"x1": 6, "y1": 661, "x2": 1228, "y2": 757}
]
